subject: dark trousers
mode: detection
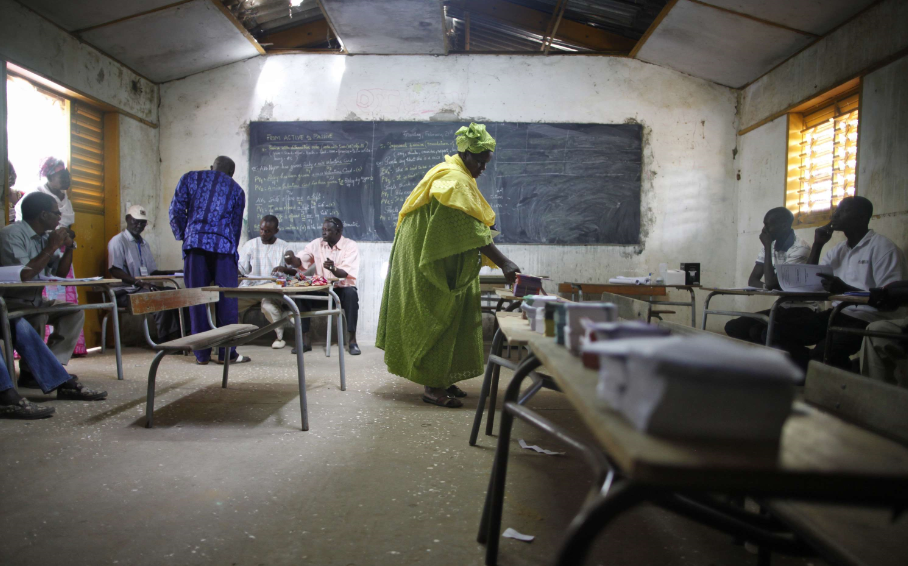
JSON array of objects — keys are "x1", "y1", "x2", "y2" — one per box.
[
  {"x1": 184, "y1": 249, "x2": 239, "y2": 362},
  {"x1": 732, "y1": 308, "x2": 868, "y2": 371},
  {"x1": 116, "y1": 290, "x2": 182, "y2": 339},
  {"x1": 300, "y1": 287, "x2": 359, "y2": 336},
  {"x1": 725, "y1": 307, "x2": 817, "y2": 344}
]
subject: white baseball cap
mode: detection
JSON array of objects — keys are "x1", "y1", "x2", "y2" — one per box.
[{"x1": 127, "y1": 204, "x2": 148, "y2": 220}]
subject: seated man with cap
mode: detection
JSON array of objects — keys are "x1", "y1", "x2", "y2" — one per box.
[{"x1": 108, "y1": 204, "x2": 182, "y2": 341}]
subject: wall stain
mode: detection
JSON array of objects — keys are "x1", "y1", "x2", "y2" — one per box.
[
  {"x1": 258, "y1": 101, "x2": 274, "y2": 121},
  {"x1": 96, "y1": 69, "x2": 105, "y2": 84},
  {"x1": 622, "y1": 117, "x2": 654, "y2": 258}
]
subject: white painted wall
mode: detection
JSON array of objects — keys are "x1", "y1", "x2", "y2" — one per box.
[
  {"x1": 0, "y1": 0, "x2": 158, "y2": 124},
  {"x1": 118, "y1": 115, "x2": 162, "y2": 243},
  {"x1": 158, "y1": 54, "x2": 740, "y2": 339},
  {"x1": 733, "y1": 54, "x2": 908, "y2": 318}
]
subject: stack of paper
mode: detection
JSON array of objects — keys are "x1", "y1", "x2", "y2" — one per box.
[
  {"x1": 580, "y1": 321, "x2": 671, "y2": 369},
  {"x1": 777, "y1": 264, "x2": 833, "y2": 293},
  {"x1": 561, "y1": 303, "x2": 618, "y2": 354},
  {"x1": 585, "y1": 335, "x2": 801, "y2": 441},
  {"x1": 608, "y1": 276, "x2": 651, "y2": 285},
  {"x1": 0, "y1": 266, "x2": 25, "y2": 283},
  {"x1": 519, "y1": 295, "x2": 563, "y2": 331},
  {"x1": 512, "y1": 274, "x2": 545, "y2": 297}
]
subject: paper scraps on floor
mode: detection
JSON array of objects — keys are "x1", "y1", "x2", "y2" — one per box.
[
  {"x1": 518, "y1": 438, "x2": 565, "y2": 456},
  {"x1": 502, "y1": 528, "x2": 535, "y2": 542}
]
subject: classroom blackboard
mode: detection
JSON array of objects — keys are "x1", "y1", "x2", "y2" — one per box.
[{"x1": 248, "y1": 121, "x2": 642, "y2": 244}]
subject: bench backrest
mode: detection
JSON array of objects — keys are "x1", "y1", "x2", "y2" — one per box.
[
  {"x1": 127, "y1": 288, "x2": 220, "y2": 315},
  {"x1": 599, "y1": 291, "x2": 650, "y2": 321},
  {"x1": 805, "y1": 361, "x2": 908, "y2": 446}
]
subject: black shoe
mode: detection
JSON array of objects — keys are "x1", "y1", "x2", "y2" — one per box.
[
  {"x1": 348, "y1": 343, "x2": 361, "y2": 356},
  {"x1": 0, "y1": 398, "x2": 55, "y2": 419},
  {"x1": 291, "y1": 344, "x2": 313, "y2": 354},
  {"x1": 17, "y1": 371, "x2": 41, "y2": 390}
]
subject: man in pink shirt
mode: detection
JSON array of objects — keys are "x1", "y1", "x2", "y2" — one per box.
[{"x1": 282, "y1": 217, "x2": 361, "y2": 355}]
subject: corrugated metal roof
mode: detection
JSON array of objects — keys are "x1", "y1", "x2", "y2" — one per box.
[
  {"x1": 507, "y1": 0, "x2": 667, "y2": 39},
  {"x1": 446, "y1": 8, "x2": 586, "y2": 52},
  {"x1": 220, "y1": 0, "x2": 325, "y2": 38}
]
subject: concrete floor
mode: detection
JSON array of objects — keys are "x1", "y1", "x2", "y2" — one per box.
[{"x1": 0, "y1": 343, "x2": 823, "y2": 566}]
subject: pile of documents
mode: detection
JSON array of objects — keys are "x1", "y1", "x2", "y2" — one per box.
[
  {"x1": 583, "y1": 334, "x2": 800, "y2": 441},
  {"x1": 608, "y1": 275, "x2": 651, "y2": 285},
  {"x1": 579, "y1": 320, "x2": 671, "y2": 369},
  {"x1": 520, "y1": 295, "x2": 563, "y2": 332},
  {"x1": 512, "y1": 274, "x2": 545, "y2": 297},
  {"x1": 561, "y1": 303, "x2": 618, "y2": 353}
]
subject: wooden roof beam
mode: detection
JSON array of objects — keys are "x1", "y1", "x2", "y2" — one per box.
[{"x1": 260, "y1": 19, "x2": 333, "y2": 49}]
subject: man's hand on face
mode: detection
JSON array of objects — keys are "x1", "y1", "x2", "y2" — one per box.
[
  {"x1": 48, "y1": 226, "x2": 70, "y2": 250},
  {"x1": 817, "y1": 273, "x2": 849, "y2": 294},
  {"x1": 814, "y1": 224, "x2": 834, "y2": 246},
  {"x1": 759, "y1": 228, "x2": 773, "y2": 248}
]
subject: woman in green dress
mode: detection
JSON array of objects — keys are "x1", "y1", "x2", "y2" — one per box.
[{"x1": 377, "y1": 123, "x2": 521, "y2": 408}]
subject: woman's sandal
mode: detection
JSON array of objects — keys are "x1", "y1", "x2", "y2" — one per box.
[
  {"x1": 422, "y1": 394, "x2": 463, "y2": 408},
  {"x1": 446, "y1": 385, "x2": 467, "y2": 398}
]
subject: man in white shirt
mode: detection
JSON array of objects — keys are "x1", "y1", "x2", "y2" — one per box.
[
  {"x1": 775, "y1": 197, "x2": 908, "y2": 369},
  {"x1": 281, "y1": 217, "x2": 361, "y2": 355},
  {"x1": 725, "y1": 207, "x2": 814, "y2": 344},
  {"x1": 237, "y1": 215, "x2": 291, "y2": 349}
]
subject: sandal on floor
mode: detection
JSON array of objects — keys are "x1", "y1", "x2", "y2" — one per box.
[
  {"x1": 446, "y1": 385, "x2": 467, "y2": 398},
  {"x1": 422, "y1": 394, "x2": 463, "y2": 408},
  {"x1": 213, "y1": 355, "x2": 251, "y2": 364},
  {"x1": 0, "y1": 399, "x2": 55, "y2": 420},
  {"x1": 57, "y1": 385, "x2": 108, "y2": 401}
]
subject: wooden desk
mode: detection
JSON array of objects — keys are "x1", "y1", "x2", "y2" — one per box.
[
  {"x1": 477, "y1": 316, "x2": 908, "y2": 566},
  {"x1": 561, "y1": 282, "x2": 699, "y2": 327},
  {"x1": 0, "y1": 279, "x2": 125, "y2": 382},
  {"x1": 201, "y1": 284, "x2": 345, "y2": 431}
]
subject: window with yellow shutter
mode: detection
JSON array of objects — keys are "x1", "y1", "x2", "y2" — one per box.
[
  {"x1": 70, "y1": 101, "x2": 105, "y2": 214},
  {"x1": 786, "y1": 89, "x2": 860, "y2": 228}
]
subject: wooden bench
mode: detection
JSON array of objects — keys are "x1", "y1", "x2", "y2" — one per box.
[
  {"x1": 763, "y1": 362, "x2": 908, "y2": 566},
  {"x1": 128, "y1": 288, "x2": 272, "y2": 428}
]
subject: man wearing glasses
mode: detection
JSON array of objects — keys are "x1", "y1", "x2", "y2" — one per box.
[{"x1": 0, "y1": 192, "x2": 106, "y2": 400}]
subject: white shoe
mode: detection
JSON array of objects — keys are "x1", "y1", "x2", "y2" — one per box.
[{"x1": 272, "y1": 339, "x2": 286, "y2": 349}]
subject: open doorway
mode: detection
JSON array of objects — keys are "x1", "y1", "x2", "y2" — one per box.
[
  {"x1": 5, "y1": 67, "x2": 109, "y2": 350},
  {"x1": 6, "y1": 73, "x2": 70, "y2": 214}
]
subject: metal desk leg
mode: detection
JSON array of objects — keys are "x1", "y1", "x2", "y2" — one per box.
[
  {"x1": 107, "y1": 289, "x2": 124, "y2": 381},
  {"x1": 485, "y1": 352, "x2": 504, "y2": 437},
  {"x1": 470, "y1": 329, "x2": 504, "y2": 446},
  {"x1": 326, "y1": 289, "x2": 333, "y2": 357},
  {"x1": 688, "y1": 287, "x2": 697, "y2": 328},
  {"x1": 701, "y1": 291, "x2": 719, "y2": 330},
  {"x1": 823, "y1": 301, "x2": 851, "y2": 364},
  {"x1": 0, "y1": 297, "x2": 15, "y2": 385},
  {"x1": 554, "y1": 482, "x2": 648, "y2": 566},
  {"x1": 329, "y1": 288, "x2": 346, "y2": 391},
  {"x1": 479, "y1": 354, "x2": 542, "y2": 565},
  {"x1": 282, "y1": 295, "x2": 309, "y2": 431},
  {"x1": 765, "y1": 297, "x2": 791, "y2": 347}
]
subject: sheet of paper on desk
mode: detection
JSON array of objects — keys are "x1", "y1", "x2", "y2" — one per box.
[
  {"x1": 0, "y1": 266, "x2": 25, "y2": 282},
  {"x1": 777, "y1": 264, "x2": 833, "y2": 293},
  {"x1": 36, "y1": 275, "x2": 104, "y2": 282},
  {"x1": 609, "y1": 276, "x2": 651, "y2": 285}
]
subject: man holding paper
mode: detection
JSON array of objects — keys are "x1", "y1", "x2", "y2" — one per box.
[
  {"x1": 0, "y1": 193, "x2": 107, "y2": 400},
  {"x1": 777, "y1": 197, "x2": 907, "y2": 369},
  {"x1": 725, "y1": 207, "x2": 813, "y2": 344}
]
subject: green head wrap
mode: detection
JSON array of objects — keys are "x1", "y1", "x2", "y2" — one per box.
[{"x1": 455, "y1": 123, "x2": 496, "y2": 153}]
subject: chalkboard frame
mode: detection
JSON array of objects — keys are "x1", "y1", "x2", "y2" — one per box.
[{"x1": 247, "y1": 121, "x2": 643, "y2": 246}]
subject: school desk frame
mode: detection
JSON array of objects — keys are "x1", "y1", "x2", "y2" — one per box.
[
  {"x1": 0, "y1": 279, "x2": 125, "y2": 385},
  {"x1": 700, "y1": 288, "x2": 829, "y2": 347},
  {"x1": 476, "y1": 320, "x2": 908, "y2": 566},
  {"x1": 565, "y1": 283, "x2": 698, "y2": 327},
  {"x1": 823, "y1": 296, "x2": 908, "y2": 364},
  {"x1": 201, "y1": 284, "x2": 346, "y2": 431}
]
